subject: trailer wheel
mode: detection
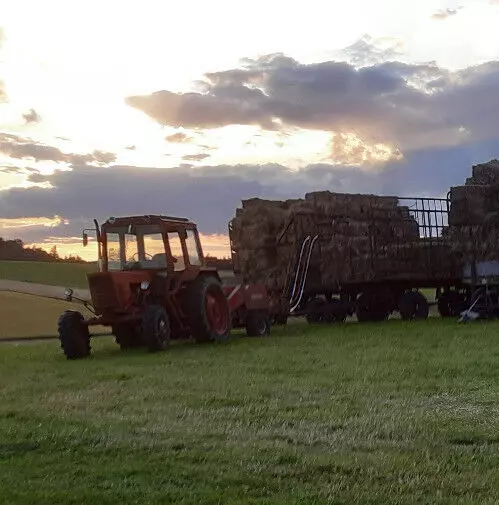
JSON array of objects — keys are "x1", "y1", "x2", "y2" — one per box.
[
  {"x1": 246, "y1": 310, "x2": 271, "y2": 336},
  {"x1": 186, "y1": 275, "x2": 230, "y2": 343},
  {"x1": 112, "y1": 323, "x2": 143, "y2": 349},
  {"x1": 356, "y1": 293, "x2": 390, "y2": 322},
  {"x1": 142, "y1": 305, "x2": 170, "y2": 352},
  {"x1": 305, "y1": 298, "x2": 328, "y2": 324},
  {"x1": 438, "y1": 290, "x2": 467, "y2": 318},
  {"x1": 399, "y1": 291, "x2": 429, "y2": 320},
  {"x1": 58, "y1": 310, "x2": 91, "y2": 360},
  {"x1": 324, "y1": 298, "x2": 348, "y2": 323}
]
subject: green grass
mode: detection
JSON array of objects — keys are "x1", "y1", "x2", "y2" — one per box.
[
  {"x1": 0, "y1": 292, "x2": 105, "y2": 338},
  {"x1": 0, "y1": 260, "x2": 96, "y2": 288},
  {"x1": 1, "y1": 318, "x2": 499, "y2": 504}
]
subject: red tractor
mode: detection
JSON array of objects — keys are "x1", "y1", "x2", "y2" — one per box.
[{"x1": 59, "y1": 214, "x2": 271, "y2": 360}]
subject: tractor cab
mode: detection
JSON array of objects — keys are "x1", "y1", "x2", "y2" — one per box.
[{"x1": 93, "y1": 215, "x2": 205, "y2": 274}]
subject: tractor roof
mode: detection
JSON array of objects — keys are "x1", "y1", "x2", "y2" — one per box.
[{"x1": 102, "y1": 215, "x2": 197, "y2": 229}]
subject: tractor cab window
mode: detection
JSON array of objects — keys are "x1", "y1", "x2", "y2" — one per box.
[
  {"x1": 106, "y1": 233, "x2": 122, "y2": 271},
  {"x1": 105, "y1": 225, "x2": 168, "y2": 271},
  {"x1": 168, "y1": 232, "x2": 185, "y2": 271},
  {"x1": 185, "y1": 229, "x2": 202, "y2": 266}
]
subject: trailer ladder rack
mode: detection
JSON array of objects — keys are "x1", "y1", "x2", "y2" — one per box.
[{"x1": 289, "y1": 234, "x2": 319, "y2": 313}]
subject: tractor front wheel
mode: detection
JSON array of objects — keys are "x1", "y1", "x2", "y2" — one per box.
[
  {"x1": 142, "y1": 305, "x2": 170, "y2": 352},
  {"x1": 58, "y1": 310, "x2": 91, "y2": 360},
  {"x1": 186, "y1": 276, "x2": 230, "y2": 343}
]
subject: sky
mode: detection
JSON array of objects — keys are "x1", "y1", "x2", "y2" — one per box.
[{"x1": 1, "y1": 0, "x2": 499, "y2": 260}]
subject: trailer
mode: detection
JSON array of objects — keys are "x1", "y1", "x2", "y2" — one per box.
[{"x1": 229, "y1": 194, "x2": 473, "y2": 324}]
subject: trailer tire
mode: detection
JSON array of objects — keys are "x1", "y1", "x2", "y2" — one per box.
[
  {"x1": 324, "y1": 298, "x2": 348, "y2": 323},
  {"x1": 356, "y1": 293, "x2": 390, "y2": 322},
  {"x1": 438, "y1": 290, "x2": 467, "y2": 318},
  {"x1": 186, "y1": 275, "x2": 230, "y2": 343},
  {"x1": 142, "y1": 305, "x2": 170, "y2": 352},
  {"x1": 246, "y1": 311, "x2": 271, "y2": 336},
  {"x1": 305, "y1": 298, "x2": 328, "y2": 324},
  {"x1": 399, "y1": 291, "x2": 429, "y2": 320},
  {"x1": 58, "y1": 310, "x2": 91, "y2": 360}
]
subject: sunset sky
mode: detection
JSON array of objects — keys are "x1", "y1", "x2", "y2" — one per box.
[{"x1": 1, "y1": 0, "x2": 499, "y2": 260}]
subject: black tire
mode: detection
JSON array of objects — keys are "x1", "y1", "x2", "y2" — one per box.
[
  {"x1": 399, "y1": 291, "x2": 429, "y2": 320},
  {"x1": 356, "y1": 292, "x2": 390, "y2": 323},
  {"x1": 246, "y1": 311, "x2": 271, "y2": 336},
  {"x1": 185, "y1": 276, "x2": 230, "y2": 343},
  {"x1": 141, "y1": 305, "x2": 170, "y2": 352},
  {"x1": 438, "y1": 290, "x2": 467, "y2": 318},
  {"x1": 112, "y1": 323, "x2": 144, "y2": 350},
  {"x1": 305, "y1": 298, "x2": 328, "y2": 324},
  {"x1": 323, "y1": 298, "x2": 348, "y2": 323},
  {"x1": 58, "y1": 311, "x2": 91, "y2": 360}
]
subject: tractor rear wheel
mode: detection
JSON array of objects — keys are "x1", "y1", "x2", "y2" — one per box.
[
  {"x1": 112, "y1": 323, "x2": 143, "y2": 349},
  {"x1": 58, "y1": 310, "x2": 91, "y2": 360},
  {"x1": 142, "y1": 305, "x2": 170, "y2": 352},
  {"x1": 246, "y1": 310, "x2": 271, "y2": 337},
  {"x1": 186, "y1": 276, "x2": 230, "y2": 343}
]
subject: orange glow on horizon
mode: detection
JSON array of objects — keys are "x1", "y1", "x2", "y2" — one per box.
[{"x1": 27, "y1": 232, "x2": 232, "y2": 263}]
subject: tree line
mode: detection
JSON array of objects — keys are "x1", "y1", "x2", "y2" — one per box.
[{"x1": 0, "y1": 238, "x2": 85, "y2": 263}]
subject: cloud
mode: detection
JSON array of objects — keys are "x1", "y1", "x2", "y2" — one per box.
[
  {"x1": 0, "y1": 133, "x2": 116, "y2": 165},
  {"x1": 182, "y1": 153, "x2": 210, "y2": 161},
  {"x1": 1, "y1": 135, "x2": 498, "y2": 246},
  {"x1": 342, "y1": 35, "x2": 404, "y2": 66},
  {"x1": 166, "y1": 132, "x2": 192, "y2": 143},
  {"x1": 431, "y1": 7, "x2": 462, "y2": 20},
  {"x1": 125, "y1": 52, "x2": 499, "y2": 153},
  {"x1": 22, "y1": 108, "x2": 42, "y2": 124},
  {"x1": 0, "y1": 29, "x2": 5, "y2": 101}
]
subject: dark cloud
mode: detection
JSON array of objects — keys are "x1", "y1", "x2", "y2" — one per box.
[
  {"x1": 125, "y1": 52, "x2": 499, "y2": 152},
  {"x1": 0, "y1": 165, "x2": 38, "y2": 175},
  {"x1": 2, "y1": 137, "x2": 498, "y2": 244},
  {"x1": 431, "y1": 7, "x2": 462, "y2": 20},
  {"x1": 22, "y1": 108, "x2": 42, "y2": 124},
  {"x1": 166, "y1": 132, "x2": 192, "y2": 143},
  {"x1": 182, "y1": 153, "x2": 210, "y2": 161},
  {"x1": 0, "y1": 133, "x2": 116, "y2": 165}
]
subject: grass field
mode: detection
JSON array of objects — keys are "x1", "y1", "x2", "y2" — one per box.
[
  {"x1": 0, "y1": 260, "x2": 96, "y2": 288},
  {"x1": 1, "y1": 318, "x2": 499, "y2": 504},
  {"x1": 0, "y1": 292, "x2": 105, "y2": 338}
]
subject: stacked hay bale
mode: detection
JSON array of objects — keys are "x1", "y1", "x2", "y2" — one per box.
[
  {"x1": 448, "y1": 159, "x2": 499, "y2": 264},
  {"x1": 229, "y1": 191, "x2": 433, "y2": 294}
]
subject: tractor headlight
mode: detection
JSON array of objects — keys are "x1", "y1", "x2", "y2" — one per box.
[
  {"x1": 64, "y1": 288, "x2": 74, "y2": 301},
  {"x1": 140, "y1": 281, "x2": 150, "y2": 291}
]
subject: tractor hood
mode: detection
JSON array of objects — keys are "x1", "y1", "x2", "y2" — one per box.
[{"x1": 87, "y1": 271, "x2": 154, "y2": 315}]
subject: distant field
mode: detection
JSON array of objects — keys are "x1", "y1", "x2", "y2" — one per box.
[
  {"x1": 1, "y1": 318, "x2": 499, "y2": 503},
  {"x1": 0, "y1": 292, "x2": 107, "y2": 338},
  {"x1": 0, "y1": 260, "x2": 96, "y2": 288}
]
